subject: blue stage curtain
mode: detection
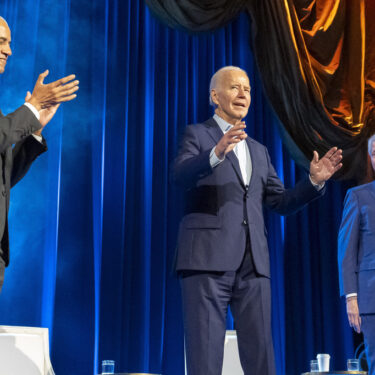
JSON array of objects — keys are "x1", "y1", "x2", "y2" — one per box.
[{"x1": 0, "y1": 1, "x2": 358, "y2": 374}]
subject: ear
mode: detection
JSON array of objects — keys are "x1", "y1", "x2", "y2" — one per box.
[{"x1": 210, "y1": 89, "x2": 219, "y2": 106}]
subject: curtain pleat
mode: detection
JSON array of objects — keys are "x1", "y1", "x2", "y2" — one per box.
[{"x1": 147, "y1": 0, "x2": 375, "y2": 182}]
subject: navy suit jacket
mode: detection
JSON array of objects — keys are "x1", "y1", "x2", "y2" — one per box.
[
  {"x1": 338, "y1": 181, "x2": 375, "y2": 314},
  {"x1": 172, "y1": 117, "x2": 324, "y2": 277}
]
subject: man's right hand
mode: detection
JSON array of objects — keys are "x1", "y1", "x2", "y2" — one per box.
[
  {"x1": 215, "y1": 121, "x2": 247, "y2": 160},
  {"x1": 346, "y1": 296, "x2": 361, "y2": 333},
  {"x1": 26, "y1": 70, "x2": 79, "y2": 111}
]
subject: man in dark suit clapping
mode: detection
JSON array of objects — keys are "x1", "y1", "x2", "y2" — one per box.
[{"x1": 0, "y1": 16, "x2": 79, "y2": 291}]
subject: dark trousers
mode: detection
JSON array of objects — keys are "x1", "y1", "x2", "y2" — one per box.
[
  {"x1": 0, "y1": 256, "x2": 5, "y2": 293},
  {"x1": 180, "y1": 247, "x2": 275, "y2": 375},
  {"x1": 362, "y1": 314, "x2": 375, "y2": 375}
]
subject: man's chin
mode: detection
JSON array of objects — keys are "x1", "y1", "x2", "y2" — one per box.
[{"x1": 236, "y1": 111, "x2": 248, "y2": 120}]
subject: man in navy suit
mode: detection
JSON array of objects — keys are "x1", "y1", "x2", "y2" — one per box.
[
  {"x1": 338, "y1": 134, "x2": 375, "y2": 375},
  {"x1": 172, "y1": 66, "x2": 343, "y2": 375},
  {"x1": 0, "y1": 16, "x2": 79, "y2": 291}
]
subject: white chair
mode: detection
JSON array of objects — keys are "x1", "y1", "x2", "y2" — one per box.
[
  {"x1": 184, "y1": 330, "x2": 243, "y2": 375},
  {"x1": 222, "y1": 330, "x2": 243, "y2": 375},
  {"x1": 0, "y1": 325, "x2": 55, "y2": 375}
]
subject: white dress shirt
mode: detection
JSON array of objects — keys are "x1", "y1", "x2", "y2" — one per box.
[
  {"x1": 210, "y1": 114, "x2": 324, "y2": 192},
  {"x1": 210, "y1": 114, "x2": 252, "y2": 185}
]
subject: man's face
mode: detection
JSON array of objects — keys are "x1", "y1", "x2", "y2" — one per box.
[
  {"x1": 371, "y1": 141, "x2": 375, "y2": 172},
  {"x1": 211, "y1": 70, "x2": 251, "y2": 124},
  {"x1": 0, "y1": 19, "x2": 12, "y2": 74}
]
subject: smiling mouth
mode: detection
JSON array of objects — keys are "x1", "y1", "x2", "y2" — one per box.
[{"x1": 234, "y1": 103, "x2": 246, "y2": 108}]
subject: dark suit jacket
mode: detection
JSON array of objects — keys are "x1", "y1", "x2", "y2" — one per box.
[
  {"x1": 0, "y1": 105, "x2": 47, "y2": 268},
  {"x1": 338, "y1": 181, "x2": 375, "y2": 314},
  {"x1": 172, "y1": 117, "x2": 324, "y2": 277}
]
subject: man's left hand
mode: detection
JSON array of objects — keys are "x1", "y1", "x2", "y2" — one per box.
[
  {"x1": 26, "y1": 91, "x2": 60, "y2": 135},
  {"x1": 310, "y1": 147, "x2": 343, "y2": 184}
]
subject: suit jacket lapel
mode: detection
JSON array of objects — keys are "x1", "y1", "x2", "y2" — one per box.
[
  {"x1": 204, "y1": 117, "x2": 245, "y2": 187},
  {"x1": 370, "y1": 181, "x2": 375, "y2": 201}
]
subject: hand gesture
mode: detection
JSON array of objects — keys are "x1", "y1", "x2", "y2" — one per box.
[
  {"x1": 27, "y1": 70, "x2": 79, "y2": 111},
  {"x1": 310, "y1": 147, "x2": 342, "y2": 184},
  {"x1": 25, "y1": 91, "x2": 60, "y2": 135},
  {"x1": 346, "y1": 296, "x2": 361, "y2": 333},
  {"x1": 215, "y1": 121, "x2": 247, "y2": 160}
]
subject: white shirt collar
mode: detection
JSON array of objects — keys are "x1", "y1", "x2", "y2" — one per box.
[{"x1": 213, "y1": 114, "x2": 233, "y2": 134}]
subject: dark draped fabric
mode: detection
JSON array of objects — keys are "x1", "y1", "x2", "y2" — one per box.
[
  {"x1": 0, "y1": 1, "x2": 360, "y2": 375},
  {"x1": 146, "y1": 0, "x2": 375, "y2": 182}
]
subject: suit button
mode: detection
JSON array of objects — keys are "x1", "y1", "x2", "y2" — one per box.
[{"x1": 242, "y1": 219, "x2": 248, "y2": 225}]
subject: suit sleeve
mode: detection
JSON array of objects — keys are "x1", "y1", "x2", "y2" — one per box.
[
  {"x1": 0, "y1": 105, "x2": 42, "y2": 154},
  {"x1": 171, "y1": 125, "x2": 212, "y2": 189},
  {"x1": 338, "y1": 190, "x2": 360, "y2": 296},
  {"x1": 263, "y1": 147, "x2": 324, "y2": 215},
  {"x1": 11, "y1": 135, "x2": 47, "y2": 187}
]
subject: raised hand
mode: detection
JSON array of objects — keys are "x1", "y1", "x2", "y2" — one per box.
[
  {"x1": 310, "y1": 147, "x2": 343, "y2": 184},
  {"x1": 215, "y1": 121, "x2": 247, "y2": 160},
  {"x1": 25, "y1": 91, "x2": 60, "y2": 134},
  {"x1": 26, "y1": 70, "x2": 79, "y2": 111}
]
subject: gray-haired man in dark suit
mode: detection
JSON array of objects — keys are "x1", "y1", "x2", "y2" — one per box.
[
  {"x1": 338, "y1": 134, "x2": 375, "y2": 375},
  {"x1": 173, "y1": 66, "x2": 343, "y2": 375}
]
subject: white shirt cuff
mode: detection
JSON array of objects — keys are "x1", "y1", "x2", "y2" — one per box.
[
  {"x1": 32, "y1": 134, "x2": 43, "y2": 143},
  {"x1": 210, "y1": 147, "x2": 225, "y2": 168},
  {"x1": 23, "y1": 102, "x2": 40, "y2": 120},
  {"x1": 309, "y1": 175, "x2": 325, "y2": 191},
  {"x1": 346, "y1": 293, "x2": 357, "y2": 299}
]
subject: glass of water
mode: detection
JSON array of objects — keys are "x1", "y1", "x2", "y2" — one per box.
[
  {"x1": 347, "y1": 358, "x2": 359, "y2": 371},
  {"x1": 102, "y1": 360, "x2": 115, "y2": 374},
  {"x1": 310, "y1": 359, "x2": 319, "y2": 372}
]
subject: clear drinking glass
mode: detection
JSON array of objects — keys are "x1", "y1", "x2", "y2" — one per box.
[
  {"x1": 102, "y1": 360, "x2": 115, "y2": 374},
  {"x1": 310, "y1": 359, "x2": 319, "y2": 372},
  {"x1": 347, "y1": 358, "x2": 359, "y2": 371}
]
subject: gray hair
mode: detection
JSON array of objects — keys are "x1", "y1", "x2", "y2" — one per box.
[
  {"x1": 209, "y1": 66, "x2": 248, "y2": 107},
  {"x1": 368, "y1": 134, "x2": 375, "y2": 155}
]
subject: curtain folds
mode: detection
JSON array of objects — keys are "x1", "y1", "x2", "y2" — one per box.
[
  {"x1": 145, "y1": 0, "x2": 247, "y2": 31},
  {"x1": 146, "y1": 0, "x2": 375, "y2": 182}
]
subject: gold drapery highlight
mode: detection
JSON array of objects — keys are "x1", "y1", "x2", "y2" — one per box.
[{"x1": 146, "y1": 0, "x2": 375, "y2": 181}]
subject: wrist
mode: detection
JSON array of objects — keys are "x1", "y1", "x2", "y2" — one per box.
[
  {"x1": 346, "y1": 296, "x2": 357, "y2": 302},
  {"x1": 33, "y1": 129, "x2": 42, "y2": 136},
  {"x1": 27, "y1": 97, "x2": 42, "y2": 112},
  {"x1": 309, "y1": 174, "x2": 322, "y2": 185},
  {"x1": 215, "y1": 146, "x2": 225, "y2": 160}
]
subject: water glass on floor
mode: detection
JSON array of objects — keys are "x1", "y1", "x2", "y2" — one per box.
[
  {"x1": 102, "y1": 360, "x2": 115, "y2": 374},
  {"x1": 347, "y1": 358, "x2": 359, "y2": 371},
  {"x1": 310, "y1": 359, "x2": 319, "y2": 372}
]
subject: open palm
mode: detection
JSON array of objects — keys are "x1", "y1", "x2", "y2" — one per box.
[{"x1": 310, "y1": 147, "x2": 343, "y2": 184}]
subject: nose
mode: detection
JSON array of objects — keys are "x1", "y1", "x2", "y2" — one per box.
[
  {"x1": 237, "y1": 87, "x2": 246, "y2": 97},
  {"x1": 1, "y1": 43, "x2": 12, "y2": 57}
]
